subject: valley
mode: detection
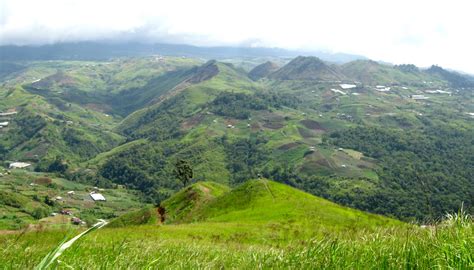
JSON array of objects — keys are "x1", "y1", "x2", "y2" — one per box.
[{"x1": 0, "y1": 52, "x2": 472, "y2": 268}]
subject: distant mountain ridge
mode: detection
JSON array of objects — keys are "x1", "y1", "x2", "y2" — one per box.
[
  {"x1": 0, "y1": 42, "x2": 366, "y2": 63},
  {"x1": 261, "y1": 56, "x2": 474, "y2": 87}
]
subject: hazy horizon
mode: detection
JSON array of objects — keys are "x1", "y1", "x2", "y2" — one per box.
[{"x1": 1, "y1": 0, "x2": 473, "y2": 73}]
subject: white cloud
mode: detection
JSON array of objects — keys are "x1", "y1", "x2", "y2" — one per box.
[{"x1": 0, "y1": 0, "x2": 473, "y2": 73}]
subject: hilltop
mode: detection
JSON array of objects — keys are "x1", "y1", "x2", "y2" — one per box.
[
  {"x1": 269, "y1": 56, "x2": 344, "y2": 81},
  {"x1": 248, "y1": 61, "x2": 280, "y2": 80},
  {"x1": 162, "y1": 180, "x2": 399, "y2": 228}
]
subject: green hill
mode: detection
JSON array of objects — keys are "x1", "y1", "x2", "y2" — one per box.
[
  {"x1": 426, "y1": 65, "x2": 474, "y2": 87},
  {"x1": 269, "y1": 56, "x2": 344, "y2": 81},
  {"x1": 163, "y1": 180, "x2": 399, "y2": 229},
  {"x1": 0, "y1": 86, "x2": 123, "y2": 167},
  {"x1": 160, "y1": 181, "x2": 230, "y2": 223},
  {"x1": 340, "y1": 60, "x2": 440, "y2": 86},
  {"x1": 248, "y1": 61, "x2": 280, "y2": 80}
]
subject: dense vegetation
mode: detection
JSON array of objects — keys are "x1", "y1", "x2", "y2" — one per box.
[
  {"x1": 325, "y1": 125, "x2": 473, "y2": 221},
  {"x1": 98, "y1": 142, "x2": 178, "y2": 202},
  {"x1": 210, "y1": 91, "x2": 300, "y2": 119}
]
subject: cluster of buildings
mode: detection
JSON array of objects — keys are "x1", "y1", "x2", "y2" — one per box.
[{"x1": 0, "y1": 110, "x2": 17, "y2": 130}]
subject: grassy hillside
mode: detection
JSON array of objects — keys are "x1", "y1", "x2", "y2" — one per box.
[
  {"x1": 0, "y1": 170, "x2": 145, "y2": 230},
  {"x1": 340, "y1": 60, "x2": 444, "y2": 86},
  {"x1": 269, "y1": 56, "x2": 344, "y2": 81},
  {"x1": 1, "y1": 180, "x2": 472, "y2": 269},
  {"x1": 161, "y1": 181, "x2": 230, "y2": 223},
  {"x1": 248, "y1": 61, "x2": 280, "y2": 80},
  {"x1": 0, "y1": 85, "x2": 124, "y2": 167},
  {"x1": 164, "y1": 180, "x2": 399, "y2": 229}
]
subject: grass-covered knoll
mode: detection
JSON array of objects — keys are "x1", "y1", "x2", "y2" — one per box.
[
  {"x1": 161, "y1": 182, "x2": 230, "y2": 223},
  {"x1": 164, "y1": 180, "x2": 399, "y2": 230},
  {"x1": 1, "y1": 204, "x2": 472, "y2": 269},
  {"x1": 106, "y1": 206, "x2": 157, "y2": 228}
]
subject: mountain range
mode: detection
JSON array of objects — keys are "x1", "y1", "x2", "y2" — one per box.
[{"x1": 1, "y1": 53, "x2": 472, "y2": 224}]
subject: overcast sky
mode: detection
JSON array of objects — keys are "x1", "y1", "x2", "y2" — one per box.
[{"x1": 1, "y1": 0, "x2": 473, "y2": 73}]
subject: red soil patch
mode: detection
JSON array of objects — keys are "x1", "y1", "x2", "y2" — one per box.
[
  {"x1": 181, "y1": 114, "x2": 205, "y2": 129},
  {"x1": 34, "y1": 177, "x2": 52, "y2": 185},
  {"x1": 278, "y1": 142, "x2": 300, "y2": 150},
  {"x1": 262, "y1": 121, "x2": 284, "y2": 129},
  {"x1": 298, "y1": 127, "x2": 315, "y2": 138},
  {"x1": 300, "y1": 120, "x2": 326, "y2": 131},
  {"x1": 315, "y1": 158, "x2": 332, "y2": 167}
]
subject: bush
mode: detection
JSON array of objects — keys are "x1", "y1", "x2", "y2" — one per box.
[{"x1": 31, "y1": 207, "x2": 49, "y2": 220}]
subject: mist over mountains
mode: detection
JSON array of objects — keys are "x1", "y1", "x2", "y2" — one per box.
[{"x1": 0, "y1": 42, "x2": 367, "y2": 63}]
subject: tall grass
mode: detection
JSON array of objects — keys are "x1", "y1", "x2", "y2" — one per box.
[
  {"x1": 1, "y1": 216, "x2": 472, "y2": 269},
  {"x1": 34, "y1": 219, "x2": 108, "y2": 270}
]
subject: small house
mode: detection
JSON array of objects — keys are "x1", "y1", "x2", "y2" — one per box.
[
  {"x1": 71, "y1": 217, "x2": 82, "y2": 225},
  {"x1": 9, "y1": 162, "x2": 31, "y2": 169},
  {"x1": 339, "y1": 84, "x2": 357, "y2": 89},
  {"x1": 60, "y1": 210, "x2": 72, "y2": 215},
  {"x1": 410, "y1": 95, "x2": 428, "y2": 100},
  {"x1": 67, "y1": 191, "x2": 75, "y2": 196},
  {"x1": 0, "y1": 111, "x2": 17, "y2": 116},
  {"x1": 90, "y1": 192, "x2": 106, "y2": 201}
]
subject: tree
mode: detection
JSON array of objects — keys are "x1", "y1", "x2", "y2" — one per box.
[
  {"x1": 173, "y1": 159, "x2": 193, "y2": 187},
  {"x1": 47, "y1": 156, "x2": 68, "y2": 173},
  {"x1": 31, "y1": 207, "x2": 49, "y2": 219}
]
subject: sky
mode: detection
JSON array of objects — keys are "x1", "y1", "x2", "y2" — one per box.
[{"x1": 1, "y1": 0, "x2": 474, "y2": 73}]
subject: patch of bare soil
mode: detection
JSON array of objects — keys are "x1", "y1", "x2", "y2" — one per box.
[
  {"x1": 300, "y1": 120, "x2": 326, "y2": 131},
  {"x1": 278, "y1": 142, "x2": 299, "y2": 150},
  {"x1": 181, "y1": 114, "x2": 205, "y2": 129},
  {"x1": 298, "y1": 127, "x2": 315, "y2": 138}
]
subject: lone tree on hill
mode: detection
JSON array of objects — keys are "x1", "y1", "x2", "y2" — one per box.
[{"x1": 174, "y1": 159, "x2": 193, "y2": 187}]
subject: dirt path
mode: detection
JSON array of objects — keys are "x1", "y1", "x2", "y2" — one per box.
[{"x1": 0, "y1": 230, "x2": 18, "y2": 235}]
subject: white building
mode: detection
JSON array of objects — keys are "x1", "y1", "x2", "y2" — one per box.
[
  {"x1": 9, "y1": 162, "x2": 31, "y2": 169},
  {"x1": 411, "y1": 95, "x2": 429, "y2": 100},
  {"x1": 339, "y1": 84, "x2": 357, "y2": 89},
  {"x1": 90, "y1": 193, "x2": 106, "y2": 201}
]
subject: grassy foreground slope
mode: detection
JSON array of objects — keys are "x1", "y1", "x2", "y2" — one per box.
[
  {"x1": 1, "y1": 180, "x2": 472, "y2": 269},
  {"x1": 162, "y1": 180, "x2": 398, "y2": 230}
]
